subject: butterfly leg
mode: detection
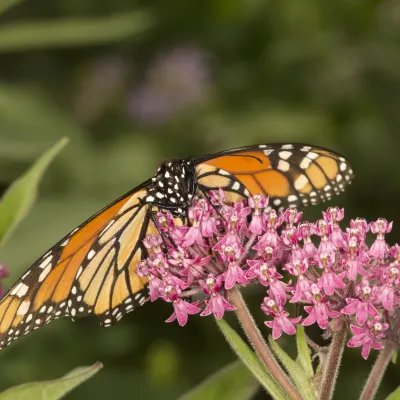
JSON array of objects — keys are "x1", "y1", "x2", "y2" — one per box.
[
  {"x1": 147, "y1": 207, "x2": 178, "y2": 250},
  {"x1": 197, "y1": 184, "x2": 225, "y2": 220}
]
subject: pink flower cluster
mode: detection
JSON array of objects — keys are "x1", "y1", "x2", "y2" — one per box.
[{"x1": 137, "y1": 191, "x2": 399, "y2": 360}]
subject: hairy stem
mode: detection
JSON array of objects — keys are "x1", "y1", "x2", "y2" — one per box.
[
  {"x1": 359, "y1": 341, "x2": 396, "y2": 400},
  {"x1": 318, "y1": 318, "x2": 347, "y2": 400},
  {"x1": 228, "y1": 287, "x2": 302, "y2": 400}
]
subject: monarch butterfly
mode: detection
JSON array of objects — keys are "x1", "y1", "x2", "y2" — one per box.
[{"x1": 0, "y1": 143, "x2": 353, "y2": 349}]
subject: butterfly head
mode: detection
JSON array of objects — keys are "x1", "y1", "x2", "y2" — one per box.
[{"x1": 146, "y1": 159, "x2": 197, "y2": 215}]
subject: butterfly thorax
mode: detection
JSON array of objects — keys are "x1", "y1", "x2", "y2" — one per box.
[{"x1": 146, "y1": 158, "x2": 197, "y2": 216}]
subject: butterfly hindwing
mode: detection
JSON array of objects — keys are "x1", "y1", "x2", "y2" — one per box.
[{"x1": 194, "y1": 143, "x2": 354, "y2": 209}]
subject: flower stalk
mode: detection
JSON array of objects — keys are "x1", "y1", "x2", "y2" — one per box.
[
  {"x1": 318, "y1": 318, "x2": 347, "y2": 400},
  {"x1": 359, "y1": 340, "x2": 397, "y2": 400},
  {"x1": 228, "y1": 287, "x2": 302, "y2": 400}
]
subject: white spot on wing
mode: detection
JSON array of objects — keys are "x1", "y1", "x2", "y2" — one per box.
[
  {"x1": 218, "y1": 169, "x2": 231, "y2": 176},
  {"x1": 279, "y1": 151, "x2": 292, "y2": 160},
  {"x1": 17, "y1": 301, "x2": 30, "y2": 316},
  {"x1": 88, "y1": 250, "x2": 96, "y2": 260},
  {"x1": 306, "y1": 152, "x2": 319, "y2": 160},
  {"x1": 277, "y1": 160, "x2": 290, "y2": 172},
  {"x1": 300, "y1": 158, "x2": 312, "y2": 169},
  {"x1": 294, "y1": 175, "x2": 308, "y2": 190},
  {"x1": 38, "y1": 255, "x2": 53, "y2": 269},
  {"x1": 11, "y1": 283, "x2": 29, "y2": 297},
  {"x1": 38, "y1": 264, "x2": 51, "y2": 282},
  {"x1": 232, "y1": 182, "x2": 241, "y2": 191}
]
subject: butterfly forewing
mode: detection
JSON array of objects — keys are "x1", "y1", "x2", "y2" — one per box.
[{"x1": 0, "y1": 185, "x2": 153, "y2": 348}]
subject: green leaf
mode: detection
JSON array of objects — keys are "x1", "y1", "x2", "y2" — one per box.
[
  {"x1": 0, "y1": 137, "x2": 69, "y2": 245},
  {"x1": 0, "y1": 11, "x2": 152, "y2": 53},
  {"x1": 268, "y1": 336, "x2": 316, "y2": 400},
  {"x1": 392, "y1": 350, "x2": 397, "y2": 364},
  {"x1": 385, "y1": 384, "x2": 400, "y2": 400},
  {"x1": 0, "y1": 0, "x2": 24, "y2": 16},
  {"x1": 295, "y1": 325, "x2": 314, "y2": 378},
  {"x1": 0, "y1": 362, "x2": 102, "y2": 400},
  {"x1": 178, "y1": 361, "x2": 258, "y2": 400},
  {"x1": 216, "y1": 318, "x2": 288, "y2": 400}
]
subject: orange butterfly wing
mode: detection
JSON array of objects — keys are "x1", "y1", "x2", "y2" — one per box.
[
  {"x1": 195, "y1": 144, "x2": 354, "y2": 209},
  {"x1": 0, "y1": 184, "x2": 156, "y2": 349}
]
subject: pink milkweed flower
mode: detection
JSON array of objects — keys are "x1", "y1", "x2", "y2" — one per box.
[
  {"x1": 323, "y1": 207, "x2": 345, "y2": 248},
  {"x1": 164, "y1": 284, "x2": 201, "y2": 326},
  {"x1": 350, "y1": 218, "x2": 369, "y2": 240},
  {"x1": 343, "y1": 237, "x2": 370, "y2": 281},
  {"x1": 347, "y1": 316, "x2": 389, "y2": 359},
  {"x1": 221, "y1": 245, "x2": 248, "y2": 289},
  {"x1": 182, "y1": 205, "x2": 205, "y2": 247},
  {"x1": 317, "y1": 253, "x2": 346, "y2": 296},
  {"x1": 282, "y1": 208, "x2": 303, "y2": 227},
  {"x1": 280, "y1": 227, "x2": 303, "y2": 259},
  {"x1": 298, "y1": 222, "x2": 317, "y2": 258},
  {"x1": 248, "y1": 195, "x2": 268, "y2": 235},
  {"x1": 302, "y1": 284, "x2": 341, "y2": 329},
  {"x1": 200, "y1": 274, "x2": 235, "y2": 319},
  {"x1": 369, "y1": 218, "x2": 393, "y2": 259},
  {"x1": 376, "y1": 265, "x2": 399, "y2": 311},
  {"x1": 315, "y1": 220, "x2": 336, "y2": 256},
  {"x1": 143, "y1": 234, "x2": 164, "y2": 255},
  {"x1": 195, "y1": 198, "x2": 219, "y2": 237},
  {"x1": 213, "y1": 212, "x2": 246, "y2": 251},
  {"x1": 262, "y1": 297, "x2": 301, "y2": 340},
  {"x1": 139, "y1": 191, "x2": 400, "y2": 356},
  {"x1": 246, "y1": 260, "x2": 287, "y2": 304},
  {"x1": 341, "y1": 282, "x2": 379, "y2": 325},
  {"x1": 284, "y1": 259, "x2": 312, "y2": 303}
]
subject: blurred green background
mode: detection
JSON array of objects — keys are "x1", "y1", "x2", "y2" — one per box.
[{"x1": 0, "y1": 0, "x2": 399, "y2": 398}]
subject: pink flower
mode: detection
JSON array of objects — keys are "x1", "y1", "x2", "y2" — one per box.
[
  {"x1": 376, "y1": 266, "x2": 399, "y2": 311},
  {"x1": 164, "y1": 285, "x2": 201, "y2": 326},
  {"x1": 248, "y1": 195, "x2": 268, "y2": 235},
  {"x1": 222, "y1": 245, "x2": 248, "y2": 289},
  {"x1": 317, "y1": 253, "x2": 346, "y2": 296},
  {"x1": 369, "y1": 218, "x2": 392, "y2": 259},
  {"x1": 341, "y1": 283, "x2": 379, "y2": 325},
  {"x1": 284, "y1": 259, "x2": 312, "y2": 302},
  {"x1": 137, "y1": 191, "x2": 399, "y2": 360},
  {"x1": 323, "y1": 207, "x2": 345, "y2": 248},
  {"x1": 200, "y1": 274, "x2": 235, "y2": 319},
  {"x1": 181, "y1": 206, "x2": 205, "y2": 247},
  {"x1": 302, "y1": 285, "x2": 341, "y2": 329},
  {"x1": 282, "y1": 208, "x2": 303, "y2": 227},
  {"x1": 347, "y1": 317, "x2": 389, "y2": 359},
  {"x1": 262, "y1": 297, "x2": 301, "y2": 339}
]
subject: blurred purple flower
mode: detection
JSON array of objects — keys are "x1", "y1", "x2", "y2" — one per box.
[
  {"x1": 127, "y1": 46, "x2": 209, "y2": 124},
  {"x1": 0, "y1": 264, "x2": 9, "y2": 298}
]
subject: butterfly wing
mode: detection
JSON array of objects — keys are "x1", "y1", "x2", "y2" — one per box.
[
  {"x1": 0, "y1": 182, "x2": 157, "y2": 349},
  {"x1": 194, "y1": 143, "x2": 354, "y2": 209}
]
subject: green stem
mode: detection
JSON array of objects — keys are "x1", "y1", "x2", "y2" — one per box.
[
  {"x1": 359, "y1": 341, "x2": 396, "y2": 400},
  {"x1": 318, "y1": 318, "x2": 347, "y2": 400},
  {"x1": 228, "y1": 287, "x2": 302, "y2": 400}
]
